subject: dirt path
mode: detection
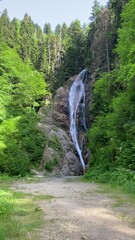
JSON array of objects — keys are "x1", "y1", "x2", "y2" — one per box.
[{"x1": 12, "y1": 177, "x2": 135, "y2": 240}]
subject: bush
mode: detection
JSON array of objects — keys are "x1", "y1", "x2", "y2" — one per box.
[
  {"x1": 0, "y1": 109, "x2": 45, "y2": 176},
  {"x1": 0, "y1": 150, "x2": 30, "y2": 176},
  {"x1": 85, "y1": 167, "x2": 135, "y2": 194},
  {"x1": 44, "y1": 158, "x2": 59, "y2": 172}
]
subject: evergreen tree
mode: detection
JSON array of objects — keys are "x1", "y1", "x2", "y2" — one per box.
[
  {"x1": 90, "y1": 0, "x2": 103, "y2": 22},
  {"x1": 85, "y1": 2, "x2": 115, "y2": 72},
  {"x1": 108, "y1": 0, "x2": 129, "y2": 47},
  {"x1": 43, "y1": 23, "x2": 52, "y2": 34},
  {"x1": 19, "y1": 13, "x2": 35, "y2": 62},
  {"x1": 55, "y1": 24, "x2": 61, "y2": 34},
  {"x1": 87, "y1": 0, "x2": 135, "y2": 179},
  {"x1": 10, "y1": 18, "x2": 20, "y2": 48},
  {"x1": 109, "y1": 0, "x2": 129, "y2": 29},
  {"x1": 0, "y1": 9, "x2": 11, "y2": 45},
  {"x1": 33, "y1": 23, "x2": 44, "y2": 68},
  {"x1": 61, "y1": 22, "x2": 68, "y2": 39},
  {"x1": 55, "y1": 19, "x2": 85, "y2": 85}
]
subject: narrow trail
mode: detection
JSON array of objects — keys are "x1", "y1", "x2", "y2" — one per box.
[{"x1": 12, "y1": 177, "x2": 135, "y2": 240}]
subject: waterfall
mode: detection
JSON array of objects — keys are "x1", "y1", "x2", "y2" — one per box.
[{"x1": 69, "y1": 69, "x2": 87, "y2": 170}]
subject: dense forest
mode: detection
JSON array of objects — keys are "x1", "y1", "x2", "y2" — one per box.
[{"x1": 0, "y1": 0, "x2": 135, "y2": 186}]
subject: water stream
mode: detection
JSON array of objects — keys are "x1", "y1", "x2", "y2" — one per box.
[{"x1": 69, "y1": 69, "x2": 87, "y2": 170}]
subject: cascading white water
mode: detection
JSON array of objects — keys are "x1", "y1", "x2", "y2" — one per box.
[{"x1": 69, "y1": 69, "x2": 87, "y2": 170}]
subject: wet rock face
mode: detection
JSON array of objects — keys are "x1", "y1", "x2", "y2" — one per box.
[{"x1": 38, "y1": 73, "x2": 93, "y2": 176}]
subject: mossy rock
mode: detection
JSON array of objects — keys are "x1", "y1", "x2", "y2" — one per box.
[
  {"x1": 44, "y1": 157, "x2": 60, "y2": 172},
  {"x1": 48, "y1": 134, "x2": 63, "y2": 156}
]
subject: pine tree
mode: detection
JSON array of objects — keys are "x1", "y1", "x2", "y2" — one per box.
[
  {"x1": 19, "y1": 13, "x2": 35, "y2": 62},
  {"x1": 0, "y1": 9, "x2": 11, "y2": 45},
  {"x1": 10, "y1": 18, "x2": 20, "y2": 48},
  {"x1": 43, "y1": 23, "x2": 52, "y2": 34}
]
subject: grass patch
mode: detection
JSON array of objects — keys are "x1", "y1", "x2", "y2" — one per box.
[
  {"x1": 94, "y1": 183, "x2": 135, "y2": 228},
  {"x1": 32, "y1": 194, "x2": 54, "y2": 201},
  {"x1": 22, "y1": 176, "x2": 52, "y2": 183},
  {"x1": 0, "y1": 174, "x2": 20, "y2": 187},
  {"x1": 91, "y1": 181, "x2": 135, "y2": 207},
  {"x1": 0, "y1": 186, "x2": 54, "y2": 240},
  {"x1": 95, "y1": 183, "x2": 134, "y2": 198},
  {"x1": 64, "y1": 176, "x2": 84, "y2": 183},
  {"x1": 0, "y1": 174, "x2": 55, "y2": 239},
  {"x1": 93, "y1": 183, "x2": 135, "y2": 228}
]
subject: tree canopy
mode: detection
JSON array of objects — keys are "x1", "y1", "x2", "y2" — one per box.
[{"x1": 0, "y1": 0, "x2": 134, "y2": 181}]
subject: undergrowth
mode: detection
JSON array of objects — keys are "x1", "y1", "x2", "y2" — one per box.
[{"x1": 84, "y1": 167, "x2": 135, "y2": 195}]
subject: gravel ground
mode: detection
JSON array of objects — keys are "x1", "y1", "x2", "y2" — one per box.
[{"x1": 12, "y1": 176, "x2": 135, "y2": 240}]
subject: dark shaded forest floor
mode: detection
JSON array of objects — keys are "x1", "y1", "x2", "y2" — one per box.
[{"x1": 11, "y1": 176, "x2": 135, "y2": 240}]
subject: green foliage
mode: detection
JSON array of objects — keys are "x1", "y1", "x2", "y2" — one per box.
[
  {"x1": 54, "y1": 20, "x2": 86, "y2": 89},
  {"x1": 109, "y1": 0, "x2": 129, "y2": 40},
  {"x1": 43, "y1": 23, "x2": 52, "y2": 34},
  {"x1": 0, "y1": 45, "x2": 47, "y2": 110},
  {"x1": 44, "y1": 157, "x2": 59, "y2": 172},
  {"x1": 44, "y1": 135, "x2": 62, "y2": 172},
  {"x1": 0, "y1": 9, "x2": 11, "y2": 45},
  {"x1": 19, "y1": 14, "x2": 35, "y2": 62},
  {"x1": 85, "y1": 1, "x2": 114, "y2": 72},
  {"x1": 90, "y1": 0, "x2": 104, "y2": 22},
  {"x1": 87, "y1": 0, "x2": 135, "y2": 187},
  {"x1": 0, "y1": 9, "x2": 87, "y2": 93},
  {"x1": 48, "y1": 135, "x2": 63, "y2": 153},
  {"x1": 1, "y1": 0, "x2": 135, "y2": 182},
  {"x1": 0, "y1": 111, "x2": 45, "y2": 176},
  {"x1": 87, "y1": 70, "x2": 135, "y2": 172},
  {"x1": 116, "y1": 0, "x2": 135, "y2": 65},
  {"x1": 0, "y1": 45, "x2": 48, "y2": 176},
  {"x1": 85, "y1": 167, "x2": 135, "y2": 194},
  {"x1": 17, "y1": 109, "x2": 46, "y2": 162}
]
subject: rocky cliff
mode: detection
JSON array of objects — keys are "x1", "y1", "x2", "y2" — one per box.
[{"x1": 38, "y1": 72, "x2": 94, "y2": 176}]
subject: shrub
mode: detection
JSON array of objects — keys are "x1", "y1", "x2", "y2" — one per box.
[{"x1": 44, "y1": 157, "x2": 59, "y2": 172}]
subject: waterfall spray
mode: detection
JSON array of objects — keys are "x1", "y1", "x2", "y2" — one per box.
[{"x1": 69, "y1": 69, "x2": 87, "y2": 171}]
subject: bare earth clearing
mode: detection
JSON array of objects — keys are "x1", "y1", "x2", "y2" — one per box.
[{"x1": 12, "y1": 177, "x2": 135, "y2": 240}]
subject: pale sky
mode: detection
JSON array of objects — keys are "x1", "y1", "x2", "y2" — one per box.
[{"x1": 0, "y1": 0, "x2": 108, "y2": 30}]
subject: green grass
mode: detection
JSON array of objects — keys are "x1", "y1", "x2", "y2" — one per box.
[
  {"x1": 0, "y1": 174, "x2": 20, "y2": 187},
  {"x1": 70, "y1": 172, "x2": 135, "y2": 227},
  {"x1": 84, "y1": 167, "x2": 135, "y2": 195},
  {"x1": 95, "y1": 183, "x2": 135, "y2": 200},
  {"x1": 95, "y1": 183, "x2": 135, "y2": 228},
  {"x1": 32, "y1": 194, "x2": 54, "y2": 201},
  {"x1": 0, "y1": 188, "x2": 44, "y2": 240},
  {"x1": 0, "y1": 175, "x2": 55, "y2": 240}
]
